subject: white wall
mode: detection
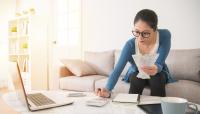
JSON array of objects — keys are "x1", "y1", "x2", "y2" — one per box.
[
  {"x1": 82, "y1": 0, "x2": 200, "y2": 52},
  {"x1": 16, "y1": 0, "x2": 52, "y2": 90},
  {"x1": 16, "y1": 0, "x2": 50, "y2": 16},
  {"x1": 0, "y1": 0, "x2": 16, "y2": 88}
]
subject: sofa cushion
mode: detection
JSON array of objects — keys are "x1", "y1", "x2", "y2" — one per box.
[
  {"x1": 165, "y1": 80, "x2": 200, "y2": 104},
  {"x1": 114, "y1": 50, "x2": 131, "y2": 76},
  {"x1": 60, "y1": 59, "x2": 97, "y2": 76},
  {"x1": 59, "y1": 75, "x2": 106, "y2": 91},
  {"x1": 84, "y1": 50, "x2": 114, "y2": 76},
  {"x1": 95, "y1": 77, "x2": 150, "y2": 95},
  {"x1": 166, "y1": 49, "x2": 200, "y2": 82}
]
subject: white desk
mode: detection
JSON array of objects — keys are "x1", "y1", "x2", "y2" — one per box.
[
  {"x1": 0, "y1": 97, "x2": 21, "y2": 114},
  {"x1": 2, "y1": 90, "x2": 147, "y2": 114},
  {"x1": 2, "y1": 91, "x2": 200, "y2": 114}
]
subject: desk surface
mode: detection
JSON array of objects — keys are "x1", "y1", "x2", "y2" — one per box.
[
  {"x1": 0, "y1": 87, "x2": 20, "y2": 114},
  {"x1": 1, "y1": 91, "x2": 200, "y2": 114},
  {"x1": 0, "y1": 97, "x2": 20, "y2": 114},
  {"x1": 1, "y1": 91, "x2": 146, "y2": 114}
]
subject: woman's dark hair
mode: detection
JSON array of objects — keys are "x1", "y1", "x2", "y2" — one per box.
[{"x1": 134, "y1": 9, "x2": 158, "y2": 31}]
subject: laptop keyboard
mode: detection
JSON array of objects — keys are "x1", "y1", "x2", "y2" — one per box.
[{"x1": 27, "y1": 93, "x2": 55, "y2": 106}]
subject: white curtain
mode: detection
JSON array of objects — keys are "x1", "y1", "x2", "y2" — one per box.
[
  {"x1": 0, "y1": 0, "x2": 15, "y2": 89},
  {"x1": 0, "y1": 20, "x2": 9, "y2": 88}
]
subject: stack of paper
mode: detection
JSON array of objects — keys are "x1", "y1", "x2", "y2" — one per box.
[{"x1": 132, "y1": 54, "x2": 159, "y2": 79}]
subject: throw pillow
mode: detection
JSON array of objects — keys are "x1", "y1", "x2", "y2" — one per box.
[{"x1": 61, "y1": 59, "x2": 97, "y2": 76}]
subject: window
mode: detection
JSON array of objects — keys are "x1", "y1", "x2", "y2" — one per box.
[{"x1": 55, "y1": 0, "x2": 81, "y2": 46}]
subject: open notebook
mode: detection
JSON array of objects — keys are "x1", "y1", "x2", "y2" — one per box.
[
  {"x1": 112, "y1": 94, "x2": 162, "y2": 105},
  {"x1": 112, "y1": 93, "x2": 140, "y2": 104}
]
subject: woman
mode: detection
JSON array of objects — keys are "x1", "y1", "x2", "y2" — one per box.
[{"x1": 96, "y1": 9, "x2": 175, "y2": 98}]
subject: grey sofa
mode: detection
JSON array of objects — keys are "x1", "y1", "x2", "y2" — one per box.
[{"x1": 58, "y1": 49, "x2": 200, "y2": 104}]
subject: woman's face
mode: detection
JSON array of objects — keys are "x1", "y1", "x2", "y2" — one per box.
[{"x1": 133, "y1": 20, "x2": 156, "y2": 44}]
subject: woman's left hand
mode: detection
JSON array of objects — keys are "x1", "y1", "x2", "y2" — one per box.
[{"x1": 141, "y1": 64, "x2": 158, "y2": 76}]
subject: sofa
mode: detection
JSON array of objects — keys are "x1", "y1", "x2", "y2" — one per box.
[{"x1": 58, "y1": 49, "x2": 200, "y2": 104}]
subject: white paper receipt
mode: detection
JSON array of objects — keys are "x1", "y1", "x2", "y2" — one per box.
[{"x1": 132, "y1": 53, "x2": 159, "y2": 79}]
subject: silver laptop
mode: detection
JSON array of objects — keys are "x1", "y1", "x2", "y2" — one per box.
[{"x1": 10, "y1": 62, "x2": 73, "y2": 111}]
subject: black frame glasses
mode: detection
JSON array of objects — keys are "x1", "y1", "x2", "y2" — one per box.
[{"x1": 132, "y1": 30, "x2": 151, "y2": 38}]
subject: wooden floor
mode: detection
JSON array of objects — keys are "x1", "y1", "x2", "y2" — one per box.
[
  {"x1": 0, "y1": 87, "x2": 9, "y2": 94},
  {"x1": 0, "y1": 87, "x2": 21, "y2": 114}
]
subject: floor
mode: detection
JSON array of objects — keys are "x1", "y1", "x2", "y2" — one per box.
[{"x1": 0, "y1": 87, "x2": 9, "y2": 94}]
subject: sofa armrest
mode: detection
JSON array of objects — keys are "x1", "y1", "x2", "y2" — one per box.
[{"x1": 59, "y1": 66, "x2": 73, "y2": 77}]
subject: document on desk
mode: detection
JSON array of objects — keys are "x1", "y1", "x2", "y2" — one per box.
[
  {"x1": 139, "y1": 95, "x2": 161, "y2": 105},
  {"x1": 112, "y1": 94, "x2": 161, "y2": 105},
  {"x1": 112, "y1": 93, "x2": 140, "y2": 103},
  {"x1": 132, "y1": 53, "x2": 159, "y2": 79}
]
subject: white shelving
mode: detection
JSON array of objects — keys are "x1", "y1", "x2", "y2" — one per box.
[
  {"x1": 8, "y1": 16, "x2": 30, "y2": 91},
  {"x1": 8, "y1": 15, "x2": 48, "y2": 90}
]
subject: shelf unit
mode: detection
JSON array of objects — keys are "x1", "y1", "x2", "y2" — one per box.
[
  {"x1": 8, "y1": 16, "x2": 29, "y2": 69},
  {"x1": 8, "y1": 16, "x2": 30, "y2": 91},
  {"x1": 8, "y1": 15, "x2": 48, "y2": 90}
]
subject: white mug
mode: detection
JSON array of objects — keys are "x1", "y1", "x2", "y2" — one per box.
[{"x1": 161, "y1": 97, "x2": 198, "y2": 114}]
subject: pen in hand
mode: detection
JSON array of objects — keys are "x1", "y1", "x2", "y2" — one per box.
[{"x1": 95, "y1": 88, "x2": 111, "y2": 98}]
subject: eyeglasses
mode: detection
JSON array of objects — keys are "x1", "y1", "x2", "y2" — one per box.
[{"x1": 132, "y1": 30, "x2": 151, "y2": 38}]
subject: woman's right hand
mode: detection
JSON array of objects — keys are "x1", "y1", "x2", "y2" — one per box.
[{"x1": 95, "y1": 88, "x2": 111, "y2": 98}]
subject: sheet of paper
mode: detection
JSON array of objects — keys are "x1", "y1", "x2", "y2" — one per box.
[
  {"x1": 112, "y1": 93, "x2": 139, "y2": 103},
  {"x1": 132, "y1": 54, "x2": 159, "y2": 79},
  {"x1": 139, "y1": 95, "x2": 161, "y2": 105}
]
